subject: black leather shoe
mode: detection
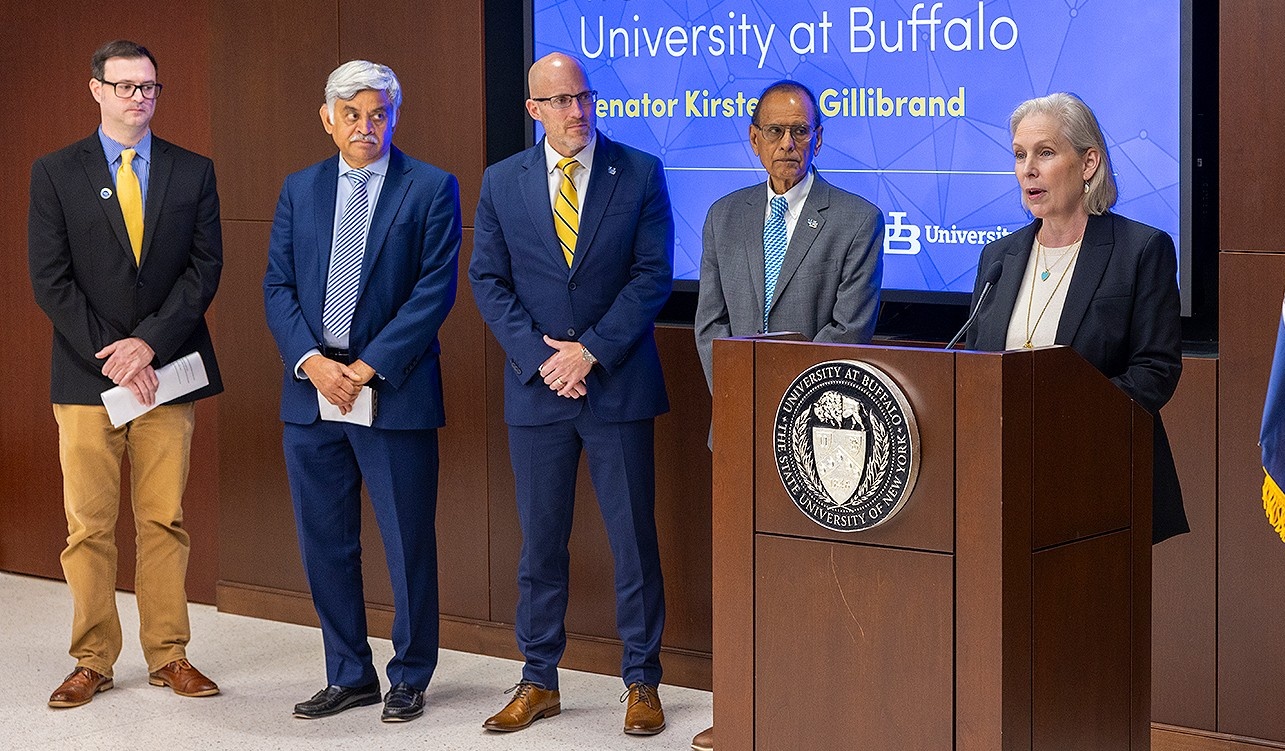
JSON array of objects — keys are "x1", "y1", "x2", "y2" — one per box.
[
  {"x1": 293, "y1": 681, "x2": 382, "y2": 719},
  {"x1": 381, "y1": 682, "x2": 425, "y2": 722}
]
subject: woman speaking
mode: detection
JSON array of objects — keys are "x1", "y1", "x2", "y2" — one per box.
[{"x1": 965, "y1": 92, "x2": 1188, "y2": 544}]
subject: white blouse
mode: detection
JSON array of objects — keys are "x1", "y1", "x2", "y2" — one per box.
[{"x1": 1004, "y1": 237, "x2": 1083, "y2": 350}]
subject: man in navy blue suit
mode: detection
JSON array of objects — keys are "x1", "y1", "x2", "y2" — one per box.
[
  {"x1": 263, "y1": 60, "x2": 460, "y2": 724},
  {"x1": 470, "y1": 52, "x2": 674, "y2": 736}
]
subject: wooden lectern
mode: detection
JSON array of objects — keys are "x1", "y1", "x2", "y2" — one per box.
[{"x1": 710, "y1": 338, "x2": 1152, "y2": 750}]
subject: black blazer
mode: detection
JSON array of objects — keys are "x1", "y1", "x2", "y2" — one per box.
[
  {"x1": 966, "y1": 212, "x2": 1188, "y2": 543},
  {"x1": 28, "y1": 133, "x2": 223, "y2": 405}
]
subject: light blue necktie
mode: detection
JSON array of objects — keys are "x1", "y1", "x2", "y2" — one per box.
[
  {"x1": 322, "y1": 168, "x2": 373, "y2": 342},
  {"x1": 763, "y1": 194, "x2": 789, "y2": 332}
]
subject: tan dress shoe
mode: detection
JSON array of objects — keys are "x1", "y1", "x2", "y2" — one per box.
[
  {"x1": 691, "y1": 724, "x2": 714, "y2": 750},
  {"x1": 622, "y1": 683, "x2": 666, "y2": 735},
  {"x1": 48, "y1": 667, "x2": 113, "y2": 708},
  {"x1": 482, "y1": 681, "x2": 561, "y2": 732},
  {"x1": 148, "y1": 658, "x2": 220, "y2": 697}
]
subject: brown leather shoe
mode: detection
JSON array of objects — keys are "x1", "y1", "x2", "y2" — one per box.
[
  {"x1": 148, "y1": 658, "x2": 220, "y2": 697},
  {"x1": 622, "y1": 682, "x2": 665, "y2": 735},
  {"x1": 48, "y1": 667, "x2": 113, "y2": 708},
  {"x1": 691, "y1": 724, "x2": 714, "y2": 750},
  {"x1": 482, "y1": 681, "x2": 561, "y2": 732}
]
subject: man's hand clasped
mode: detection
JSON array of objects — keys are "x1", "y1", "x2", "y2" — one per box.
[
  {"x1": 303, "y1": 355, "x2": 376, "y2": 415},
  {"x1": 539, "y1": 335, "x2": 590, "y2": 399}
]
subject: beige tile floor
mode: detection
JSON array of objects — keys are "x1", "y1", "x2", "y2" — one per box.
[{"x1": 0, "y1": 572, "x2": 711, "y2": 750}]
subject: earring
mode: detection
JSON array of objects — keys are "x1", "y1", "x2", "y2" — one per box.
[{"x1": 1083, "y1": 180, "x2": 1090, "y2": 194}]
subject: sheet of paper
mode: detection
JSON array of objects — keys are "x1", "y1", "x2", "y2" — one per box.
[
  {"x1": 101, "y1": 351, "x2": 210, "y2": 428},
  {"x1": 318, "y1": 386, "x2": 374, "y2": 427}
]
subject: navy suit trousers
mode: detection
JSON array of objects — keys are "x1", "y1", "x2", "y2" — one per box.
[
  {"x1": 508, "y1": 410, "x2": 665, "y2": 689},
  {"x1": 283, "y1": 420, "x2": 440, "y2": 689}
]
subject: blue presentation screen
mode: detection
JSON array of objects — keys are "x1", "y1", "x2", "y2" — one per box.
[{"x1": 532, "y1": 0, "x2": 1181, "y2": 294}]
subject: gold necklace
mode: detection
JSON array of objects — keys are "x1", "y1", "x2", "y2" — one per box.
[{"x1": 1024, "y1": 237, "x2": 1082, "y2": 348}]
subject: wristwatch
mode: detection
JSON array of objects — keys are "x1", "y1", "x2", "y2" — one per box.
[{"x1": 581, "y1": 345, "x2": 597, "y2": 366}]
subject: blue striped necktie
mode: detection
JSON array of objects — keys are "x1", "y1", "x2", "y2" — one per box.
[
  {"x1": 763, "y1": 194, "x2": 789, "y2": 331},
  {"x1": 322, "y1": 167, "x2": 373, "y2": 342}
]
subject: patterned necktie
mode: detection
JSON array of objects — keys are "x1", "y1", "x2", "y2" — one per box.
[
  {"x1": 762, "y1": 194, "x2": 789, "y2": 331},
  {"x1": 554, "y1": 157, "x2": 581, "y2": 267},
  {"x1": 118, "y1": 148, "x2": 144, "y2": 264},
  {"x1": 321, "y1": 167, "x2": 374, "y2": 342}
]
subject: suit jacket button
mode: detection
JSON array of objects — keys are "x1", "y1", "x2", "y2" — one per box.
[
  {"x1": 568, "y1": 282, "x2": 577, "y2": 291},
  {"x1": 136, "y1": 280, "x2": 144, "y2": 288},
  {"x1": 566, "y1": 328, "x2": 576, "y2": 337}
]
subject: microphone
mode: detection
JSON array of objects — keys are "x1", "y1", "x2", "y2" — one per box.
[{"x1": 945, "y1": 260, "x2": 1003, "y2": 349}]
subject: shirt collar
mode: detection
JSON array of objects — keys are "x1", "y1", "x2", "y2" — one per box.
[
  {"x1": 766, "y1": 169, "x2": 815, "y2": 215},
  {"x1": 544, "y1": 132, "x2": 597, "y2": 176},
  {"x1": 338, "y1": 149, "x2": 391, "y2": 178},
  {"x1": 98, "y1": 127, "x2": 152, "y2": 165}
]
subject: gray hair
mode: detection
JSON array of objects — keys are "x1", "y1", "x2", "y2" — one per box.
[
  {"x1": 1010, "y1": 92, "x2": 1117, "y2": 215},
  {"x1": 324, "y1": 60, "x2": 402, "y2": 122}
]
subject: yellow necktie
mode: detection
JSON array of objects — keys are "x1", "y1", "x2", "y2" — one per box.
[
  {"x1": 118, "y1": 148, "x2": 144, "y2": 264},
  {"x1": 554, "y1": 157, "x2": 580, "y2": 267}
]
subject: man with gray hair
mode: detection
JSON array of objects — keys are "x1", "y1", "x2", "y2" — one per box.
[{"x1": 264, "y1": 59, "x2": 461, "y2": 722}]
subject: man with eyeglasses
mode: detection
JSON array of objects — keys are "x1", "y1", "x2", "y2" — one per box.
[
  {"x1": 28, "y1": 39, "x2": 223, "y2": 708},
  {"x1": 264, "y1": 60, "x2": 460, "y2": 724},
  {"x1": 470, "y1": 51, "x2": 673, "y2": 737},
  {"x1": 689, "y1": 79, "x2": 884, "y2": 751}
]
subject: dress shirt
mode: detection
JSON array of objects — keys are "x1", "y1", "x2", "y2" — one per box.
[
  {"x1": 297, "y1": 150, "x2": 391, "y2": 375},
  {"x1": 98, "y1": 127, "x2": 152, "y2": 204},
  {"x1": 762, "y1": 169, "x2": 815, "y2": 245},
  {"x1": 543, "y1": 134, "x2": 597, "y2": 212},
  {"x1": 1004, "y1": 238, "x2": 1083, "y2": 350}
]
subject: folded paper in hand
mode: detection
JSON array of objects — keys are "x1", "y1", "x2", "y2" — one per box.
[
  {"x1": 318, "y1": 386, "x2": 374, "y2": 427},
  {"x1": 100, "y1": 351, "x2": 209, "y2": 428}
]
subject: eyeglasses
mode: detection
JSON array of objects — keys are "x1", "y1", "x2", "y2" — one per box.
[
  {"x1": 98, "y1": 79, "x2": 163, "y2": 100},
  {"x1": 755, "y1": 123, "x2": 817, "y2": 143},
  {"x1": 531, "y1": 90, "x2": 597, "y2": 110}
]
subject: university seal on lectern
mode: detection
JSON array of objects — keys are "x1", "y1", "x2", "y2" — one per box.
[{"x1": 773, "y1": 360, "x2": 920, "y2": 532}]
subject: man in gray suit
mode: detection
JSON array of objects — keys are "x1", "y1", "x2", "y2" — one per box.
[
  {"x1": 689, "y1": 79, "x2": 883, "y2": 751},
  {"x1": 695, "y1": 79, "x2": 884, "y2": 392}
]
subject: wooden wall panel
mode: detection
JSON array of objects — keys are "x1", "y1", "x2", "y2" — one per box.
[
  {"x1": 1217, "y1": 252, "x2": 1285, "y2": 741},
  {"x1": 214, "y1": 220, "x2": 302, "y2": 594},
  {"x1": 0, "y1": 2, "x2": 219, "y2": 603},
  {"x1": 208, "y1": 1, "x2": 339, "y2": 223},
  {"x1": 435, "y1": 230, "x2": 492, "y2": 619},
  {"x1": 341, "y1": 1, "x2": 486, "y2": 222},
  {"x1": 1154, "y1": 357, "x2": 1218, "y2": 729},
  {"x1": 1219, "y1": 1, "x2": 1285, "y2": 252}
]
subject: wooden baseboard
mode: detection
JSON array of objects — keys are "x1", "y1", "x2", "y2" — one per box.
[
  {"x1": 1153, "y1": 724, "x2": 1285, "y2": 750},
  {"x1": 215, "y1": 580, "x2": 712, "y2": 691}
]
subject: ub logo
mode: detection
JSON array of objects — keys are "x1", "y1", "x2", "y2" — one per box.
[
  {"x1": 809, "y1": 391, "x2": 872, "y2": 506},
  {"x1": 884, "y1": 211, "x2": 922, "y2": 255},
  {"x1": 774, "y1": 360, "x2": 919, "y2": 532}
]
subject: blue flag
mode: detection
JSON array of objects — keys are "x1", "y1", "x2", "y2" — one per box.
[{"x1": 1262, "y1": 296, "x2": 1285, "y2": 542}]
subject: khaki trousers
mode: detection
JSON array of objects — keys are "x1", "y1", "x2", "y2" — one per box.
[{"x1": 53, "y1": 402, "x2": 196, "y2": 676}]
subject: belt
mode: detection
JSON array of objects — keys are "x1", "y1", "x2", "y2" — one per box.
[{"x1": 321, "y1": 346, "x2": 353, "y2": 364}]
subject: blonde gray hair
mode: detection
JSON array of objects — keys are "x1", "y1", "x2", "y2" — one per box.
[
  {"x1": 324, "y1": 60, "x2": 402, "y2": 123},
  {"x1": 1010, "y1": 92, "x2": 1117, "y2": 215}
]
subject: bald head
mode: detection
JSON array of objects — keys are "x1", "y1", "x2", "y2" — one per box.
[
  {"x1": 528, "y1": 52, "x2": 588, "y2": 99},
  {"x1": 525, "y1": 52, "x2": 596, "y2": 157}
]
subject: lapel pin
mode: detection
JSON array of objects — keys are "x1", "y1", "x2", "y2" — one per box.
[
  {"x1": 607, "y1": 166, "x2": 617, "y2": 175},
  {"x1": 100, "y1": 187, "x2": 113, "y2": 199},
  {"x1": 807, "y1": 218, "x2": 818, "y2": 228}
]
